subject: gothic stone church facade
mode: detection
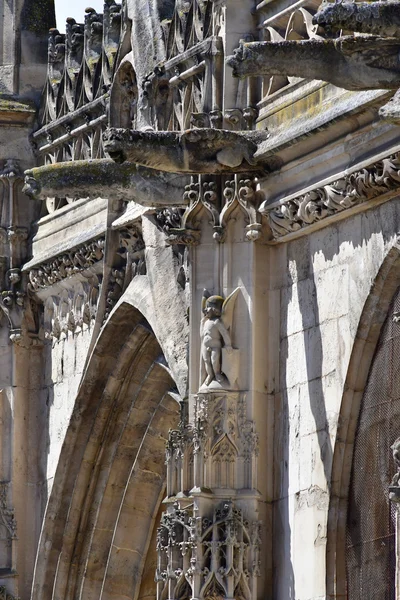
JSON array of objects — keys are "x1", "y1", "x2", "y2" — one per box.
[{"x1": 0, "y1": 0, "x2": 400, "y2": 599}]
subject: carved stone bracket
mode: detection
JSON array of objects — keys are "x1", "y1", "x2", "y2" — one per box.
[
  {"x1": 262, "y1": 149, "x2": 400, "y2": 240},
  {"x1": 0, "y1": 261, "x2": 31, "y2": 344}
]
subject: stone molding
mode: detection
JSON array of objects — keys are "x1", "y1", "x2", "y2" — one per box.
[{"x1": 261, "y1": 148, "x2": 400, "y2": 241}]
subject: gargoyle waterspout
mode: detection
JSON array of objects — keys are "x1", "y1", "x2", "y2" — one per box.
[
  {"x1": 313, "y1": 0, "x2": 400, "y2": 38},
  {"x1": 227, "y1": 36, "x2": 400, "y2": 92},
  {"x1": 103, "y1": 127, "x2": 271, "y2": 174},
  {"x1": 23, "y1": 159, "x2": 189, "y2": 206}
]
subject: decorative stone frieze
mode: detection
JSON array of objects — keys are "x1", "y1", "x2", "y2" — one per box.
[
  {"x1": 262, "y1": 150, "x2": 400, "y2": 240},
  {"x1": 27, "y1": 237, "x2": 105, "y2": 291},
  {"x1": 25, "y1": 237, "x2": 107, "y2": 338}
]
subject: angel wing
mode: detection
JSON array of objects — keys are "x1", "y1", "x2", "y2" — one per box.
[
  {"x1": 202, "y1": 289, "x2": 212, "y2": 314},
  {"x1": 221, "y1": 288, "x2": 240, "y2": 333}
]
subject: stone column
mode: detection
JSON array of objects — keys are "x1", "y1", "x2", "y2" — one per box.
[{"x1": 155, "y1": 169, "x2": 270, "y2": 600}]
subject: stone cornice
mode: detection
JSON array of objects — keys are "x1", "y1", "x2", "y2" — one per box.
[{"x1": 260, "y1": 145, "x2": 400, "y2": 242}]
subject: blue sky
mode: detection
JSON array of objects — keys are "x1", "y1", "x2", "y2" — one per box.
[{"x1": 55, "y1": 0, "x2": 105, "y2": 29}]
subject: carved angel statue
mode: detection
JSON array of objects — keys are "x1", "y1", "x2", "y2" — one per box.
[{"x1": 200, "y1": 288, "x2": 240, "y2": 388}]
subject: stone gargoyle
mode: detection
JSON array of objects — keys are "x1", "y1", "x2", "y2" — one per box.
[
  {"x1": 227, "y1": 36, "x2": 400, "y2": 92},
  {"x1": 313, "y1": 0, "x2": 400, "y2": 38},
  {"x1": 227, "y1": 0, "x2": 400, "y2": 119},
  {"x1": 102, "y1": 127, "x2": 271, "y2": 174},
  {"x1": 23, "y1": 159, "x2": 189, "y2": 206}
]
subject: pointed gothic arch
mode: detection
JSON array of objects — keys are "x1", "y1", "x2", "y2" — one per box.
[
  {"x1": 31, "y1": 299, "x2": 185, "y2": 600},
  {"x1": 326, "y1": 237, "x2": 400, "y2": 599}
]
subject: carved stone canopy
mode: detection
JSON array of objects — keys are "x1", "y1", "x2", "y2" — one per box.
[
  {"x1": 227, "y1": 36, "x2": 400, "y2": 92},
  {"x1": 103, "y1": 127, "x2": 271, "y2": 174}
]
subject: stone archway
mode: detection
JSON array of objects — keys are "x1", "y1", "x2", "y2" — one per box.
[
  {"x1": 326, "y1": 237, "x2": 400, "y2": 599},
  {"x1": 31, "y1": 301, "x2": 182, "y2": 600}
]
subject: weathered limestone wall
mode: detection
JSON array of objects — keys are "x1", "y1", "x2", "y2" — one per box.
[
  {"x1": 42, "y1": 330, "x2": 93, "y2": 492},
  {"x1": 272, "y1": 196, "x2": 400, "y2": 600}
]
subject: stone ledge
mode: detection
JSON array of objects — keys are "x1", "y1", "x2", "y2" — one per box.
[{"x1": 0, "y1": 97, "x2": 36, "y2": 126}]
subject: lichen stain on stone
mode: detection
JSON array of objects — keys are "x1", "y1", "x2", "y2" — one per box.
[{"x1": 21, "y1": 0, "x2": 56, "y2": 35}]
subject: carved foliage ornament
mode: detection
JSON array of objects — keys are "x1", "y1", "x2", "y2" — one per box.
[
  {"x1": 262, "y1": 151, "x2": 400, "y2": 239},
  {"x1": 28, "y1": 237, "x2": 105, "y2": 291}
]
